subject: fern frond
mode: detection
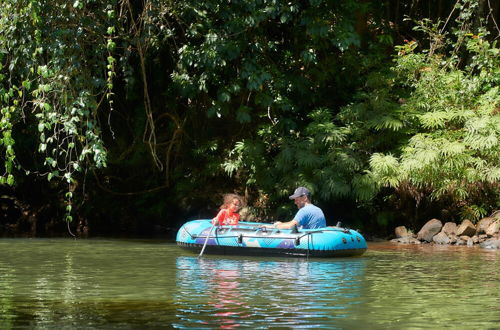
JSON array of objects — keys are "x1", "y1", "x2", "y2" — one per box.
[
  {"x1": 352, "y1": 174, "x2": 379, "y2": 201},
  {"x1": 276, "y1": 144, "x2": 295, "y2": 166},
  {"x1": 369, "y1": 153, "x2": 401, "y2": 187},
  {"x1": 439, "y1": 140, "x2": 466, "y2": 156},
  {"x1": 296, "y1": 150, "x2": 323, "y2": 168},
  {"x1": 369, "y1": 153, "x2": 399, "y2": 173},
  {"x1": 449, "y1": 108, "x2": 475, "y2": 123},
  {"x1": 485, "y1": 167, "x2": 500, "y2": 183},
  {"x1": 418, "y1": 111, "x2": 449, "y2": 129},
  {"x1": 369, "y1": 115, "x2": 405, "y2": 131},
  {"x1": 465, "y1": 134, "x2": 498, "y2": 150}
]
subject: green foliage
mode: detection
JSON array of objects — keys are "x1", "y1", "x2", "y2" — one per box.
[
  {"x1": 1, "y1": 0, "x2": 498, "y2": 233},
  {"x1": 364, "y1": 12, "x2": 500, "y2": 221},
  {"x1": 162, "y1": 0, "x2": 371, "y2": 217},
  {"x1": 459, "y1": 204, "x2": 488, "y2": 223},
  {"x1": 0, "y1": 1, "x2": 113, "y2": 196},
  {"x1": 222, "y1": 107, "x2": 377, "y2": 213}
]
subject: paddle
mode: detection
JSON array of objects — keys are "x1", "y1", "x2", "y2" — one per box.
[{"x1": 199, "y1": 222, "x2": 216, "y2": 257}]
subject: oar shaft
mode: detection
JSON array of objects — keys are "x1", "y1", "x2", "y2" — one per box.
[{"x1": 199, "y1": 224, "x2": 216, "y2": 257}]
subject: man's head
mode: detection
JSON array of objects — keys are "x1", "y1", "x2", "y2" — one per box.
[{"x1": 289, "y1": 187, "x2": 311, "y2": 209}]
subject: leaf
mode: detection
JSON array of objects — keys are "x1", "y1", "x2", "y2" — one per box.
[
  {"x1": 48, "y1": 171, "x2": 59, "y2": 181},
  {"x1": 6, "y1": 174, "x2": 14, "y2": 185},
  {"x1": 236, "y1": 106, "x2": 251, "y2": 123}
]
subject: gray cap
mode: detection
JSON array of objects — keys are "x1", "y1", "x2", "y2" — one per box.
[{"x1": 289, "y1": 187, "x2": 311, "y2": 199}]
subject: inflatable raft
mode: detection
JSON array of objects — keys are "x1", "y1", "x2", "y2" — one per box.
[{"x1": 176, "y1": 220, "x2": 367, "y2": 257}]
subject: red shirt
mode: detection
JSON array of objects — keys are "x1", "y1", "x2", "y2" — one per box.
[{"x1": 212, "y1": 209, "x2": 240, "y2": 226}]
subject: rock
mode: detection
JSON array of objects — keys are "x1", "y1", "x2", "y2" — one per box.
[
  {"x1": 456, "y1": 219, "x2": 476, "y2": 237},
  {"x1": 472, "y1": 235, "x2": 479, "y2": 244},
  {"x1": 395, "y1": 226, "x2": 409, "y2": 238},
  {"x1": 391, "y1": 237, "x2": 421, "y2": 245},
  {"x1": 467, "y1": 238, "x2": 474, "y2": 247},
  {"x1": 442, "y1": 222, "x2": 457, "y2": 236},
  {"x1": 455, "y1": 238, "x2": 466, "y2": 246},
  {"x1": 476, "y1": 217, "x2": 496, "y2": 235},
  {"x1": 433, "y1": 231, "x2": 450, "y2": 244},
  {"x1": 485, "y1": 220, "x2": 499, "y2": 237},
  {"x1": 448, "y1": 235, "x2": 457, "y2": 244},
  {"x1": 417, "y1": 219, "x2": 443, "y2": 242},
  {"x1": 459, "y1": 235, "x2": 470, "y2": 241},
  {"x1": 479, "y1": 239, "x2": 500, "y2": 249}
]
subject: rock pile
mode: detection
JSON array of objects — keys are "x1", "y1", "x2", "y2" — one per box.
[{"x1": 391, "y1": 216, "x2": 500, "y2": 249}]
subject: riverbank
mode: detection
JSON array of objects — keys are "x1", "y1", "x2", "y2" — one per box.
[{"x1": 389, "y1": 214, "x2": 500, "y2": 250}]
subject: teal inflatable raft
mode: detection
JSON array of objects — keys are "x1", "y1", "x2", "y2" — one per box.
[{"x1": 176, "y1": 220, "x2": 367, "y2": 257}]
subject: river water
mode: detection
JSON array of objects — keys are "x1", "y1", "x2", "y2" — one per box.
[{"x1": 0, "y1": 239, "x2": 498, "y2": 329}]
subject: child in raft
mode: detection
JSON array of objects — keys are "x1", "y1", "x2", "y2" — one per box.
[{"x1": 212, "y1": 193, "x2": 244, "y2": 226}]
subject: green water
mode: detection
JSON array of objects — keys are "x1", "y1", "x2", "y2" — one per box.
[{"x1": 0, "y1": 239, "x2": 498, "y2": 329}]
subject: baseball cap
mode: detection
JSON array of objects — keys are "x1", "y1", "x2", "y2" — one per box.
[{"x1": 289, "y1": 187, "x2": 311, "y2": 199}]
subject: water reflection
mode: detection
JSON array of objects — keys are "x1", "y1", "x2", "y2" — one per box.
[
  {"x1": 361, "y1": 244, "x2": 500, "y2": 329},
  {"x1": 0, "y1": 240, "x2": 498, "y2": 328},
  {"x1": 0, "y1": 260, "x2": 15, "y2": 328},
  {"x1": 174, "y1": 256, "x2": 367, "y2": 328}
]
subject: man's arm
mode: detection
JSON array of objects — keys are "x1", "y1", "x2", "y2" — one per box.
[
  {"x1": 273, "y1": 219, "x2": 299, "y2": 229},
  {"x1": 260, "y1": 219, "x2": 299, "y2": 229}
]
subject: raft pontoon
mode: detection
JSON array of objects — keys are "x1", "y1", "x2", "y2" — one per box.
[{"x1": 176, "y1": 220, "x2": 367, "y2": 257}]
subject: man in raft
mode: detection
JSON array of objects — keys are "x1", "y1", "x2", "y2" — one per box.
[{"x1": 264, "y1": 187, "x2": 326, "y2": 230}]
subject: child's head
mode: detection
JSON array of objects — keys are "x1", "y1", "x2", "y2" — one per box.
[{"x1": 220, "y1": 193, "x2": 245, "y2": 212}]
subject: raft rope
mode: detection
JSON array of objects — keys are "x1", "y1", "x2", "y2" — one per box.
[{"x1": 182, "y1": 226, "x2": 356, "y2": 242}]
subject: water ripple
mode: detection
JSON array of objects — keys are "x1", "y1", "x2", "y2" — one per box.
[{"x1": 0, "y1": 239, "x2": 498, "y2": 328}]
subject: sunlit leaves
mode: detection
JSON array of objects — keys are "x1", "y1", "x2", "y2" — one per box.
[
  {"x1": 0, "y1": 0, "x2": 110, "y2": 198},
  {"x1": 364, "y1": 22, "x2": 500, "y2": 218},
  {"x1": 369, "y1": 153, "x2": 401, "y2": 188}
]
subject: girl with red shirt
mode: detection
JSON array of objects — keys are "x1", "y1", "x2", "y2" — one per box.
[{"x1": 212, "y1": 194, "x2": 244, "y2": 226}]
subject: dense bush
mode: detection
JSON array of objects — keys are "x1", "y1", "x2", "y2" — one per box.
[{"x1": 0, "y1": 0, "x2": 498, "y2": 235}]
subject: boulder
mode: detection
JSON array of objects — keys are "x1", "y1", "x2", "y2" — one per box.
[
  {"x1": 479, "y1": 239, "x2": 500, "y2": 250},
  {"x1": 456, "y1": 219, "x2": 476, "y2": 237},
  {"x1": 391, "y1": 237, "x2": 421, "y2": 244},
  {"x1": 433, "y1": 231, "x2": 450, "y2": 245},
  {"x1": 485, "y1": 220, "x2": 499, "y2": 237},
  {"x1": 417, "y1": 219, "x2": 443, "y2": 242},
  {"x1": 476, "y1": 217, "x2": 496, "y2": 235},
  {"x1": 442, "y1": 222, "x2": 457, "y2": 236},
  {"x1": 395, "y1": 226, "x2": 409, "y2": 238}
]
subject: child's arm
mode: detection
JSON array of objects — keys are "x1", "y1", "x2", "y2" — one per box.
[{"x1": 212, "y1": 209, "x2": 227, "y2": 225}]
